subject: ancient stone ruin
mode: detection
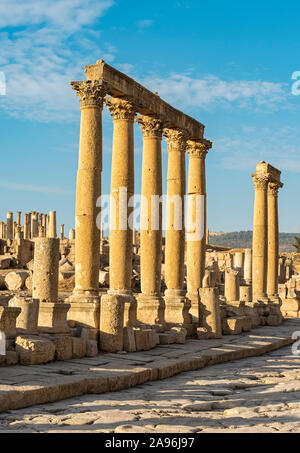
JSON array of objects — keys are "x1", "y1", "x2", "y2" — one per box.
[{"x1": 0, "y1": 61, "x2": 298, "y2": 368}]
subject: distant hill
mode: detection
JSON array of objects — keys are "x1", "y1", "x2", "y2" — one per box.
[{"x1": 209, "y1": 231, "x2": 300, "y2": 253}]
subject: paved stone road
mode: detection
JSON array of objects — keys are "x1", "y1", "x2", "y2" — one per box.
[{"x1": 0, "y1": 344, "x2": 299, "y2": 433}]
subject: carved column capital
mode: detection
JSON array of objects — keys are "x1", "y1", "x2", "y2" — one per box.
[
  {"x1": 186, "y1": 139, "x2": 211, "y2": 158},
  {"x1": 70, "y1": 80, "x2": 108, "y2": 109},
  {"x1": 163, "y1": 128, "x2": 188, "y2": 152},
  {"x1": 268, "y1": 181, "x2": 283, "y2": 197},
  {"x1": 104, "y1": 96, "x2": 136, "y2": 120},
  {"x1": 251, "y1": 174, "x2": 269, "y2": 190},
  {"x1": 136, "y1": 115, "x2": 163, "y2": 138}
]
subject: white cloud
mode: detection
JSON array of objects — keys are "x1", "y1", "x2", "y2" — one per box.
[
  {"x1": 0, "y1": 0, "x2": 115, "y2": 121},
  {"x1": 213, "y1": 126, "x2": 300, "y2": 173},
  {"x1": 0, "y1": 181, "x2": 72, "y2": 195},
  {"x1": 142, "y1": 73, "x2": 287, "y2": 110},
  {"x1": 137, "y1": 19, "x2": 154, "y2": 29}
]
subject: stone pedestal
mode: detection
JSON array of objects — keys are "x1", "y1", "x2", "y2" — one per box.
[
  {"x1": 38, "y1": 302, "x2": 70, "y2": 333},
  {"x1": 9, "y1": 296, "x2": 39, "y2": 334},
  {"x1": 164, "y1": 289, "x2": 192, "y2": 328},
  {"x1": 136, "y1": 115, "x2": 165, "y2": 326},
  {"x1": 67, "y1": 80, "x2": 108, "y2": 327},
  {"x1": 0, "y1": 305, "x2": 21, "y2": 339}
]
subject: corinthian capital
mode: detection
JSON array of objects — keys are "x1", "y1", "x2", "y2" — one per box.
[
  {"x1": 70, "y1": 80, "x2": 108, "y2": 108},
  {"x1": 163, "y1": 128, "x2": 188, "y2": 152},
  {"x1": 136, "y1": 115, "x2": 163, "y2": 138},
  {"x1": 104, "y1": 96, "x2": 136, "y2": 120},
  {"x1": 251, "y1": 174, "x2": 269, "y2": 190},
  {"x1": 268, "y1": 181, "x2": 283, "y2": 197},
  {"x1": 186, "y1": 139, "x2": 211, "y2": 158}
]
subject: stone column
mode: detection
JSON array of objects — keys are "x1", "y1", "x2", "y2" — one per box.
[
  {"x1": 0, "y1": 222, "x2": 4, "y2": 239},
  {"x1": 43, "y1": 214, "x2": 47, "y2": 237},
  {"x1": 163, "y1": 128, "x2": 191, "y2": 327},
  {"x1": 244, "y1": 248, "x2": 252, "y2": 284},
  {"x1": 6, "y1": 212, "x2": 13, "y2": 240},
  {"x1": 105, "y1": 96, "x2": 137, "y2": 327},
  {"x1": 251, "y1": 174, "x2": 268, "y2": 301},
  {"x1": 67, "y1": 80, "x2": 107, "y2": 329},
  {"x1": 32, "y1": 212, "x2": 38, "y2": 238},
  {"x1": 136, "y1": 115, "x2": 165, "y2": 327},
  {"x1": 186, "y1": 139, "x2": 211, "y2": 325},
  {"x1": 60, "y1": 224, "x2": 64, "y2": 240},
  {"x1": 48, "y1": 211, "x2": 57, "y2": 238},
  {"x1": 33, "y1": 238, "x2": 70, "y2": 333},
  {"x1": 17, "y1": 211, "x2": 21, "y2": 226},
  {"x1": 225, "y1": 268, "x2": 240, "y2": 302},
  {"x1": 27, "y1": 213, "x2": 31, "y2": 239},
  {"x1": 267, "y1": 181, "x2": 283, "y2": 298},
  {"x1": 69, "y1": 228, "x2": 75, "y2": 240}
]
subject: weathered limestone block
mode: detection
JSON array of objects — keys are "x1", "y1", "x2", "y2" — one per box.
[
  {"x1": 4, "y1": 271, "x2": 29, "y2": 291},
  {"x1": 123, "y1": 326, "x2": 136, "y2": 352},
  {"x1": 15, "y1": 335, "x2": 55, "y2": 365},
  {"x1": 222, "y1": 316, "x2": 252, "y2": 335},
  {"x1": 0, "y1": 306, "x2": 21, "y2": 338},
  {"x1": 244, "y1": 302, "x2": 261, "y2": 327},
  {"x1": 198, "y1": 287, "x2": 222, "y2": 339},
  {"x1": 78, "y1": 326, "x2": 98, "y2": 341},
  {"x1": 99, "y1": 294, "x2": 124, "y2": 352},
  {"x1": 159, "y1": 330, "x2": 177, "y2": 345},
  {"x1": 5, "y1": 350, "x2": 19, "y2": 366},
  {"x1": 38, "y1": 302, "x2": 70, "y2": 334},
  {"x1": 25, "y1": 274, "x2": 32, "y2": 291},
  {"x1": 0, "y1": 257, "x2": 11, "y2": 269},
  {"x1": 281, "y1": 298, "x2": 300, "y2": 312},
  {"x1": 134, "y1": 329, "x2": 149, "y2": 351},
  {"x1": 171, "y1": 326, "x2": 187, "y2": 344},
  {"x1": 72, "y1": 337, "x2": 86, "y2": 358},
  {"x1": 51, "y1": 335, "x2": 73, "y2": 361},
  {"x1": 59, "y1": 259, "x2": 74, "y2": 272},
  {"x1": 240, "y1": 285, "x2": 251, "y2": 303},
  {"x1": 86, "y1": 339, "x2": 98, "y2": 357},
  {"x1": 8, "y1": 296, "x2": 39, "y2": 334}
]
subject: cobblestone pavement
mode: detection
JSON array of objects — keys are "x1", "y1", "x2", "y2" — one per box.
[{"x1": 0, "y1": 344, "x2": 299, "y2": 433}]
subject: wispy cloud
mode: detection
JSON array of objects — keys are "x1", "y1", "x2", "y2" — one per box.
[
  {"x1": 0, "y1": 0, "x2": 115, "y2": 121},
  {"x1": 142, "y1": 73, "x2": 287, "y2": 110},
  {"x1": 136, "y1": 19, "x2": 154, "y2": 29},
  {"x1": 213, "y1": 126, "x2": 300, "y2": 172},
  {"x1": 0, "y1": 181, "x2": 72, "y2": 195}
]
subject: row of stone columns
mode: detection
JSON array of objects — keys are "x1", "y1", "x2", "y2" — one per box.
[
  {"x1": 68, "y1": 80, "x2": 212, "y2": 331},
  {"x1": 0, "y1": 211, "x2": 58, "y2": 240},
  {"x1": 251, "y1": 162, "x2": 283, "y2": 302}
]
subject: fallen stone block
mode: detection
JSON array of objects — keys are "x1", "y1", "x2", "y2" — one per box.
[
  {"x1": 4, "y1": 271, "x2": 29, "y2": 291},
  {"x1": 0, "y1": 305, "x2": 21, "y2": 339},
  {"x1": 52, "y1": 335, "x2": 73, "y2": 361},
  {"x1": 123, "y1": 326, "x2": 136, "y2": 352},
  {"x1": 72, "y1": 337, "x2": 86, "y2": 358},
  {"x1": 5, "y1": 350, "x2": 18, "y2": 366},
  {"x1": 134, "y1": 329, "x2": 149, "y2": 351},
  {"x1": 15, "y1": 335, "x2": 55, "y2": 365},
  {"x1": 86, "y1": 339, "x2": 98, "y2": 357},
  {"x1": 0, "y1": 257, "x2": 11, "y2": 270},
  {"x1": 171, "y1": 326, "x2": 187, "y2": 344},
  {"x1": 159, "y1": 331, "x2": 177, "y2": 345}
]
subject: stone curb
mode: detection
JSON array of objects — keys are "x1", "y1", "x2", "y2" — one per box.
[{"x1": 0, "y1": 331, "x2": 295, "y2": 413}]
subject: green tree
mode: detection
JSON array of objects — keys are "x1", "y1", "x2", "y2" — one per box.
[{"x1": 293, "y1": 236, "x2": 300, "y2": 252}]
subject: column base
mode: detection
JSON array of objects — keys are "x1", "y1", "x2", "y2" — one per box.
[
  {"x1": 108, "y1": 289, "x2": 138, "y2": 327},
  {"x1": 164, "y1": 289, "x2": 192, "y2": 329},
  {"x1": 66, "y1": 291, "x2": 100, "y2": 329},
  {"x1": 136, "y1": 293, "x2": 165, "y2": 328},
  {"x1": 38, "y1": 302, "x2": 70, "y2": 334}
]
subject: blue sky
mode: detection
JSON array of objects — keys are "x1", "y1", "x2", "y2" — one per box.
[{"x1": 0, "y1": 0, "x2": 300, "y2": 234}]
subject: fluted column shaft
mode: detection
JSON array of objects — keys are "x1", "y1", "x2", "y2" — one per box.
[
  {"x1": 252, "y1": 174, "x2": 268, "y2": 301},
  {"x1": 106, "y1": 97, "x2": 135, "y2": 292},
  {"x1": 70, "y1": 80, "x2": 107, "y2": 297}
]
